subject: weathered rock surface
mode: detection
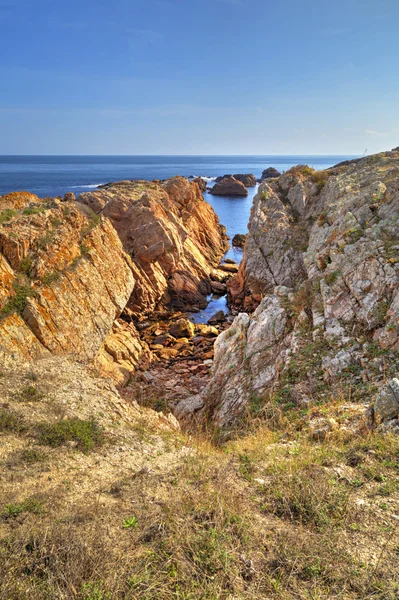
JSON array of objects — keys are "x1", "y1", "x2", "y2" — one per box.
[
  {"x1": 0, "y1": 178, "x2": 228, "y2": 383},
  {"x1": 178, "y1": 151, "x2": 399, "y2": 429},
  {"x1": 0, "y1": 191, "x2": 40, "y2": 211},
  {"x1": 210, "y1": 176, "x2": 248, "y2": 197},
  {"x1": 193, "y1": 177, "x2": 207, "y2": 192},
  {"x1": 373, "y1": 379, "x2": 399, "y2": 426},
  {"x1": 79, "y1": 177, "x2": 228, "y2": 313},
  {"x1": 232, "y1": 174, "x2": 257, "y2": 187},
  {"x1": 232, "y1": 233, "x2": 247, "y2": 248},
  {"x1": 0, "y1": 200, "x2": 138, "y2": 375},
  {"x1": 261, "y1": 167, "x2": 281, "y2": 180}
]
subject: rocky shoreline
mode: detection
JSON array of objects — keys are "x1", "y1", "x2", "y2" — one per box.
[{"x1": 1, "y1": 151, "x2": 399, "y2": 438}]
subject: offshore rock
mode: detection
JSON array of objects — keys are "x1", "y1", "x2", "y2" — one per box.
[
  {"x1": 232, "y1": 233, "x2": 247, "y2": 248},
  {"x1": 210, "y1": 176, "x2": 248, "y2": 197},
  {"x1": 261, "y1": 167, "x2": 281, "y2": 180},
  {"x1": 232, "y1": 174, "x2": 257, "y2": 187}
]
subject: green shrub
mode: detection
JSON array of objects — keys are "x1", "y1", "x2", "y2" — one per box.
[
  {"x1": 0, "y1": 209, "x2": 17, "y2": 223},
  {"x1": 0, "y1": 282, "x2": 35, "y2": 317},
  {"x1": 325, "y1": 270, "x2": 340, "y2": 285},
  {"x1": 38, "y1": 232, "x2": 54, "y2": 249},
  {"x1": 22, "y1": 206, "x2": 45, "y2": 216},
  {"x1": 42, "y1": 270, "x2": 61, "y2": 285},
  {"x1": 37, "y1": 419, "x2": 104, "y2": 452},
  {"x1": 16, "y1": 385, "x2": 44, "y2": 402},
  {"x1": 19, "y1": 255, "x2": 33, "y2": 275},
  {"x1": 2, "y1": 497, "x2": 43, "y2": 519},
  {"x1": 0, "y1": 408, "x2": 26, "y2": 433},
  {"x1": 82, "y1": 582, "x2": 111, "y2": 600}
]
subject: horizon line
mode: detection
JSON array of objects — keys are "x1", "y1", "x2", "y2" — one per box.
[{"x1": 0, "y1": 153, "x2": 361, "y2": 157}]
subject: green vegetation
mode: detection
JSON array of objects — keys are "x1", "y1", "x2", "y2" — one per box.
[
  {"x1": 42, "y1": 270, "x2": 61, "y2": 285},
  {"x1": 37, "y1": 418, "x2": 104, "y2": 452},
  {"x1": 0, "y1": 209, "x2": 17, "y2": 223},
  {"x1": 0, "y1": 281, "x2": 35, "y2": 317},
  {"x1": 19, "y1": 255, "x2": 33, "y2": 276},
  {"x1": 122, "y1": 515, "x2": 138, "y2": 529},
  {"x1": 0, "y1": 408, "x2": 26, "y2": 433},
  {"x1": 82, "y1": 583, "x2": 111, "y2": 600},
  {"x1": 38, "y1": 231, "x2": 54, "y2": 249},
  {"x1": 2, "y1": 497, "x2": 43, "y2": 519},
  {"x1": 22, "y1": 206, "x2": 45, "y2": 216},
  {"x1": 325, "y1": 269, "x2": 340, "y2": 285},
  {"x1": 16, "y1": 385, "x2": 44, "y2": 402}
]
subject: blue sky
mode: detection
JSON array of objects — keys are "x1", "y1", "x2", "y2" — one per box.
[{"x1": 0, "y1": 0, "x2": 398, "y2": 154}]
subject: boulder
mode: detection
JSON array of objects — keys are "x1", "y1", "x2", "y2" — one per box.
[
  {"x1": 261, "y1": 167, "x2": 281, "y2": 180},
  {"x1": 0, "y1": 191, "x2": 40, "y2": 211},
  {"x1": 210, "y1": 281, "x2": 227, "y2": 295},
  {"x1": 374, "y1": 379, "x2": 399, "y2": 425},
  {"x1": 210, "y1": 176, "x2": 248, "y2": 197},
  {"x1": 208, "y1": 310, "x2": 225, "y2": 324},
  {"x1": 218, "y1": 262, "x2": 239, "y2": 273},
  {"x1": 232, "y1": 234, "x2": 247, "y2": 248},
  {"x1": 63, "y1": 192, "x2": 76, "y2": 202},
  {"x1": 232, "y1": 174, "x2": 257, "y2": 187},
  {"x1": 193, "y1": 177, "x2": 207, "y2": 192},
  {"x1": 195, "y1": 324, "x2": 219, "y2": 336},
  {"x1": 169, "y1": 318, "x2": 195, "y2": 339}
]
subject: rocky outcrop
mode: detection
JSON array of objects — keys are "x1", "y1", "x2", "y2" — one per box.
[
  {"x1": 79, "y1": 177, "x2": 228, "y2": 313},
  {"x1": 0, "y1": 178, "x2": 228, "y2": 384},
  {"x1": 232, "y1": 174, "x2": 256, "y2": 187},
  {"x1": 210, "y1": 176, "x2": 248, "y2": 197},
  {"x1": 178, "y1": 150, "x2": 399, "y2": 430},
  {"x1": 232, "y1": 233, "x2": 247, "y2": 248},
  {"x1": 0, "y1": 199, "x2": 138, "y2": 374},
  {"x1": 261, "y1": 167, "x2": 281, "y2": 180},
  {"x1": 0, "y1": 191, "x2": 40, "y2": 211},
  {"x1": 215, "y1": 174, "x2": 256, "y2": 187},
  {"x1": 193, "y1": 177, "x2": 207, "y2": 192},
  {"x1": 372, "y1": 378, "x2": 399, "y2": 431}
]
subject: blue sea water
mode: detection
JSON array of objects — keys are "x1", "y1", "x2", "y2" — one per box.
[
  {"x1": 0, "y1": 154, "x2": 355, "y2": 239},
  {"x1": 0, "y1": 154, "x2": 356, "y2": 321}
]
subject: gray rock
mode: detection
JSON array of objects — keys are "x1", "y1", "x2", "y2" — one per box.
[
  {"x1": 374, "y1": 379, "x2": 399, "y2": 424},
  {"x1": 208, "y1": 310, "x2": 225, "y2": 324}
]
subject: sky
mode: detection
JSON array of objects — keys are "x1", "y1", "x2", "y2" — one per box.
[{"x1": 0, "y1": 0, "x2": 398, "y2": 155}]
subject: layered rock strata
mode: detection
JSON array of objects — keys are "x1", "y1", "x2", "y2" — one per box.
[
  {"x1": 177, "y1": 151, "x2": 399, "y2": 430},
  {"x1": 0, "y1": 178, "x2": 228, "y2": 384}
]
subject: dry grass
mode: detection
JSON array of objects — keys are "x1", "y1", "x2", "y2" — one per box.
[{"x1": 1, "y1": 359, "x2": 399, "y2": 599}]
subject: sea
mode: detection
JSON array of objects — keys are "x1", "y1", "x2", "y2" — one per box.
[{"x1": 0, "y1": 154, "x2": 356, "y2": 321}]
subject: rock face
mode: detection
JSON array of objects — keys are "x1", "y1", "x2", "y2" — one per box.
[
  {"x1": 0, "y1": 178, "x2": 228, "y2": 383},
  {"x1": 373, "y1": 379, "x2": 399, "y2": 429},
  {"x1": 261, "y1": 167, "x2": 281, "y2": 180},
  {"x1": 0, "y1": 191, "x2": 40, "y2": 211},
  {"x1": 232, "y1": 174, "x2": 256, "y2": 187},
  {"x1": 215, "y1": 174, "x2": 256, "y2": 187},
  {"x1": 177, "y1": 151, "x2": 399, "y2": 429},
  {"x1": 232, "y1": 233, "x2": 247, "y2": 248},
  {"x1": 210, "y1": 176, "x2": 248, "y2": 197},
  {"x1": 79, "y1": 177, "x2": 228, "y2": 313},
  {"x1": 0, "y1": 199, "x2": 138, "y2": 380},
  {"x1": 193, "y1": 177, "x2": 207, "y2": 192}
]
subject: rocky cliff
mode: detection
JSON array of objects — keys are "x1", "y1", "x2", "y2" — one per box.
[
  {"x1": 0, "y1": 178, "x2": 228, "y2": 383},
  {"x1": 176, "y1": 150, "x2": 399, "y2": 432},
  {"x1": 79, "y1": 177, "x2": 228, "y2": 313}
]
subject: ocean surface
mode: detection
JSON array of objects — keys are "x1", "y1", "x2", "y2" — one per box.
[{"x1": 0, "y1": 154, "x2": 356, "y2": 321}]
